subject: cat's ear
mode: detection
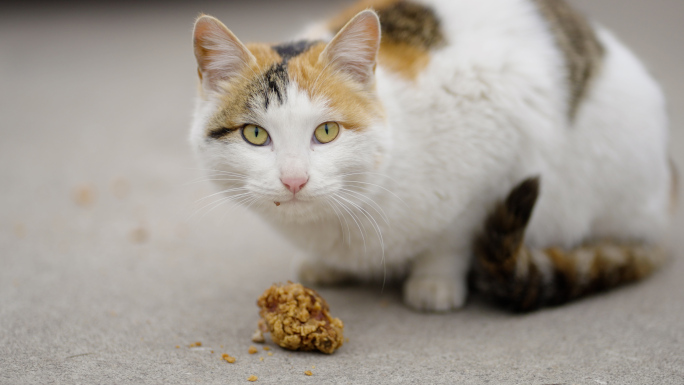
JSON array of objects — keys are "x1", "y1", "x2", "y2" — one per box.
[
  {"x1": 320, "y1": 10, "x2": 381, "y2": 87},
  {"x1": 193, "y1": 15, "x2": 256, "y2": 92}
]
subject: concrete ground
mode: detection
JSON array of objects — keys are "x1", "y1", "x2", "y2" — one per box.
[{"x1": 1, "y1": 1, "x2": 682, "y2": 384}]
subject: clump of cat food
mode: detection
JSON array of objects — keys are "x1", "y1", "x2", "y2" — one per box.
[
  {"x1": 247, "y1": 375, "x2": 258, "y2": 382},
  {"x1": 222, "y1": 353, "x2": 236, "y2": 363},
  {"x1": 256, "y1": 282, "x2": 344, "y2": 354},
  {"x1": 251, "y1": 329, "x2": 265, "y2": 343}
]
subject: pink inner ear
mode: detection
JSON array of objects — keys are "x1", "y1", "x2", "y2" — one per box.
[
  {"x1": 193, "y1": 16, "x2": 255, "y2": 91},
  {"x1": 321, "y1": 10, "x2": 381, "y2": 85}
]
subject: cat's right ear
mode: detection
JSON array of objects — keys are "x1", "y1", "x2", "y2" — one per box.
[
  {"x1": 320, "y1": 10, "x2": 381, "y2": 87},
  {"x1": 193, "y1": 15, "x2": 256, "y2": 93}
]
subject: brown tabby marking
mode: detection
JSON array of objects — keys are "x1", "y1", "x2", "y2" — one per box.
[
  {"x1": 533, "y1": 0, "x2": 605, "y2": 120},
  {"x1": 330, "y1": 0, "x2": 445, "y2": 80},
  {"x1": 472, "y1": 177, "x2": 664, "y2": 312}
]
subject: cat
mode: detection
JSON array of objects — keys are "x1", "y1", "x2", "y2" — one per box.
[{"x1": 189, "y1": 0, "x2": 677, "y2": 312}]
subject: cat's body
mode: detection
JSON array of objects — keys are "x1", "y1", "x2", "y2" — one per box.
[{"x1": 190, "y1": 0, "x2": 674, "y2": 311}]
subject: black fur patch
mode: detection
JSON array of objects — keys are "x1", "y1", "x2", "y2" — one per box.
[
  {"x1": 247, "y1": 62, "x2": 289, "y2": 110},
  {"x1": 376, "y1": 1, "x2": 446, "y2": 49},
  {"x1": 272, "y1": 40, "x2": 318, "y2": 62}
]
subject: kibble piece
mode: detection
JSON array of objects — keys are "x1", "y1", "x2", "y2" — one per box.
[
  {"x1": 305, "y1": 370, "x2": 313, "y2": 376},
  {"x1": 248, "y1": 346, "x2": 258, "y2": 354},
  {"x1": 267, "y1": 352, "x2": 273, "y2": 356},
  {"x1": 221, "y1": 353, "x2": 236, "y2": 363},
  {"x1": 251, "y1": 329, "x2": 265, "y2": 343},
  {"x1": 263, "y1": 346, "x2": 270, "y2": 351},
  {"x1": 257, "y1": 282, "x2": 344, "y2": 354},
  {"x1": 247, "y1": 375, "x2": 258, "y2": 382}
]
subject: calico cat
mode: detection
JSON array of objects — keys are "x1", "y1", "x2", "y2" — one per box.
[{"x1": 190, "y1": 0, "x2": 676, "y2": 312}]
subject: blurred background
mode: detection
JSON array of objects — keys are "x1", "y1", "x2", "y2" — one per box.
[{"x1": 1, "y1": 1, "x2": 682, "y2": 384}]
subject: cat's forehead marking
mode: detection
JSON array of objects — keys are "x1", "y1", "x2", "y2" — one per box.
[
  {"x1": 246, "y1": 40, "x2": 322, "y2": 111},
  {"x1": 272, "y1": 40, "x2": 320, "y2": 62}
]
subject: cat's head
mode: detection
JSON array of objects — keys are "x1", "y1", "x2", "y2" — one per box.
[{"x1": 190, "y1": 11, "x2": 389, "y2": 223}]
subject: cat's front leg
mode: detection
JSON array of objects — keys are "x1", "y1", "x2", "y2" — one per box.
[{"x1": 403, "y1": 243, "x2": 470, "y2": 312}]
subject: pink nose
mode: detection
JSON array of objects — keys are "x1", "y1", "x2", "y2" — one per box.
[{"x1": 281, "y1": 176, "x2": 308, "y2": 194}]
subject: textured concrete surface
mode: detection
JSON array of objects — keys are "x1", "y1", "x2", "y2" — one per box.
[{"x1": 1, "y1": 1, "x2": 683, "y2": 384}]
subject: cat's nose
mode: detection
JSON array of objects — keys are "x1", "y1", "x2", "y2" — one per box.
[{"x1": 281, "y1": 176, "x2": 308, "y2": 194}]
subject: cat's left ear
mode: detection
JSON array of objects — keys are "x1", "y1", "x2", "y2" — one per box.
[
  {"x1": 320, "y1": 10, "x2": 381, "y2": 87},
  {"x1": 193, "y1": 15, "x2": 256, "y2": 93}
]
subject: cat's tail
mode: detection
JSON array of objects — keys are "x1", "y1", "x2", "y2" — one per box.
[{"x1": 471, "y1": 177, "x2": 667, "y2": 312}]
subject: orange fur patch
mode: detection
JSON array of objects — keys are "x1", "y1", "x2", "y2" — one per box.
[
  {"x1": 204, "y1": 44, "x2": 281, "y2": 136},
  {"x1": 378, "y1": 42, "x2": 430, "y2": 80},
  {"x1": 287, "y1": 44, "x2": 385, "y2": 131},
  {"x1": 327, "y1": 0, "x2": 400, "y2": 33}
]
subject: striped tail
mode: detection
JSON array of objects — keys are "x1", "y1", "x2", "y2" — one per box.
[{"x1": 472, "y1": 177, "x2": 666, "y2": 312}]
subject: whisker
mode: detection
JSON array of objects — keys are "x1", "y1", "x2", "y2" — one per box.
[
  {"x1": 193, "y1": 187, "x2": 248, "y2": 204},
  {"x1": 324, "y1": 197, "x2": 350, "y2": 245},
  {"x1": 189, "y1": 192, "x2": 251, "y2": 220},
  {"x1": 344, "y1": 180, "x2": 408, "y2": 207},
  {"x1": 331, "y1": 194, "x2": 366, "y2": 254},
  {"x1": 338, "y1": 188, "x2": 390, "y2": 225}
]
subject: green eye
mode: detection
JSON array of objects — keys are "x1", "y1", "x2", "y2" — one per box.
[
  {"x1": 242, "y1": 124, "x2": 270, "y2": 146},
  {"x1": 314, "y1": 122, "x2": 340, "y2": 144}
]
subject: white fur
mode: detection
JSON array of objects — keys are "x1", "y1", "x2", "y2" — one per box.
[{"x1": 191, "y1": 0, "x2": 670, "y2": 311}]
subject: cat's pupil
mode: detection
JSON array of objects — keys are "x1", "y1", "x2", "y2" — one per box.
[
  {"x1": 324, "y1": 124, "x2": 329, "y2": 135},
  {"x1": 254, "y1": 127, "x2": 259, "y2": 137}
]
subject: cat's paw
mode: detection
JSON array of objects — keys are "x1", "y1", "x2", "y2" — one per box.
[
  {"x1": 296, "y1": 260, "x2": 352, "y2": 286},
  {"x1": 403, "y1": 276, "x2": 467, "y2": 312}
]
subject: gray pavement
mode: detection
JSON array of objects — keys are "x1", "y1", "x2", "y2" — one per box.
[{"x1": 1, "y1": 1, "x2": 683, "y2": 384}]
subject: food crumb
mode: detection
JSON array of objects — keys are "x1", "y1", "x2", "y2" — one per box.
[
  {"x1": 259, "y1": 356, "x2": 264, "y2": 361},
  {"x1": 267, "y1": 352, "x2": 273, "y2": 356},
  {"x1": 312, "y1": 366, "x2": 315, "y2": 369},
  {"x1": 222, "y1": 353, "x2": 236, "y2": 363},
  {"x1": 189, "y1": 342, "x2": 202, "y2": 348},
  {"x1": 263, "y1": 346, "x2": 270, "y2": 351},
  {"x1": 73, "y1": 184, "x2": 96, "y2": 207},
  {"x1": 247, "y1": 375, "x2": 258, "y2": 382},
  {"x1": 305, "y1": 370, "x2": 313, "y2": 376},
  {"x1": 129, "y1": 227, "x2": 148, "y2": 244},
  {"x1": 274, "y1": 202, "x2": 281, "y2": 206},
  {"x1": 248, "y1": 346, "x2": 258, "y2": 354},
  {"x1": 211, "y1": 350, "x2": 214, "y2": 354},
  {"x1": 251, "y1": 329, "x2": 265, "y2": 343},
  {"x1": 175, "y1": 345, "x2": 180, "y2": 349}
]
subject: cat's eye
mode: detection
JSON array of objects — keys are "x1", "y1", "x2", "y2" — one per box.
[
  {"x1": 242, "y1": 124, "x2": 270, "y2": 146},
  {"x1": 313, "y1": 122, "x2": 340, "y2": 144}
]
